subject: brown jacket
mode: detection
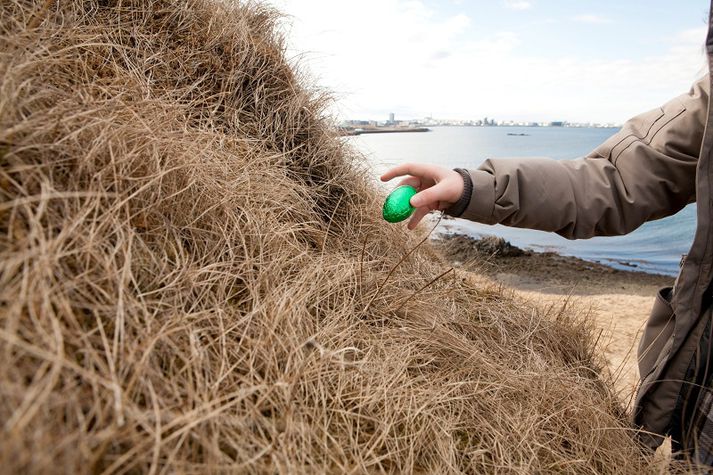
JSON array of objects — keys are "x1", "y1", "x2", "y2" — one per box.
[{"x1": 454, "y1": 61, "x2": 713, "y2": 448}]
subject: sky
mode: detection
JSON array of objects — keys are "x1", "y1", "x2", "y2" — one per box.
[{"x1": 268, "y1": 0, "x2": 710, "y2": 124}]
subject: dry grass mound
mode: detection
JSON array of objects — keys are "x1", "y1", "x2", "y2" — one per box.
[{"x1": 1, "y1": 1, "x2": 653, "y2": 473}]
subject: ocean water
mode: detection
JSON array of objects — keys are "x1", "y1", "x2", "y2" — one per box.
[{"x1": 350, "y1": 126, "x2": 697, "y2": 276}]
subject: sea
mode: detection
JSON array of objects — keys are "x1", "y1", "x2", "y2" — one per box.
[{"x1": 349, "y1": 126, "x2": 696, "y2": 277}]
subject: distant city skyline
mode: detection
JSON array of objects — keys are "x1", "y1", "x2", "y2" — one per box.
[
  {"x1": 342, "y1": 112, "x2": 621, "y2": 128},
  {"x1": 269, "y1": 0, "x2": 709, "y2": 124}
]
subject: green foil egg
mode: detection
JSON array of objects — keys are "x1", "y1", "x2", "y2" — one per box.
[{"x1": 382, "y1": 185, "x2": 418, "y2": 223}]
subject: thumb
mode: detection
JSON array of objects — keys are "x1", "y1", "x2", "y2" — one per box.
[{"x1": 410, "y1": 183, "x2": 447, "y2": 208}]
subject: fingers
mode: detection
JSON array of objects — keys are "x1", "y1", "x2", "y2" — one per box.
[
  {"x1": 407, "y1": 206, "x2": 431, "y2": 230},
  {"x1": 380, "y1": 162, "x2": 441, "y2": 182},
  {"x1": 380, "y1": 163, "x2": 415, "y2": 182},
  {"x1": 397, "y1": 176, "x2": 422, "y2": 189},
  {"x1": 410, "y1": 181, "x2": 449, "y2": 208},
  {"x1": 381, "y1": 163, "x2": 458, "y2": 231}
]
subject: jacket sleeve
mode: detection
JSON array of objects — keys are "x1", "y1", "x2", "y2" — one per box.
[{"x1": 456, "y1": 75, "x2": 709, "y2": 239}]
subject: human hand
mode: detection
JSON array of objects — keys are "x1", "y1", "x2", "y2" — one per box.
[{"x1": 380, "y1": 163, "x2": 464, "y2": 230}]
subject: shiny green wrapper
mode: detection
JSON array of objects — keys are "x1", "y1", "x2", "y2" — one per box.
[{"x1": 382, "y1": 185, "x2": 417, "y2": 223}]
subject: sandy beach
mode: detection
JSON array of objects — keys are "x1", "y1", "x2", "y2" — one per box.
[{"x1": 433, "y1": 233, "x2": 675, "y2": 400}]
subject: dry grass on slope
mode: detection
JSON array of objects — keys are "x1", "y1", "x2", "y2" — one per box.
[{"x1": 0, "y1": 1, "x2": 654, "y2": 473}]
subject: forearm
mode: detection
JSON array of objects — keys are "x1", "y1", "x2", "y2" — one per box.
[{"x1": 460, "y1": 155, "x2": 694, "y2": 239}]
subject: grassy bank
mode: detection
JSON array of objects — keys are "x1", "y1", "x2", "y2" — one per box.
[{"x1": 0, "y1": 1, "x2": 657, "y2": 472}]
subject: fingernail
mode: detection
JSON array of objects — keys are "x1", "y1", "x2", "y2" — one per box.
[{"x1": 410, "y1": 197, "x2": 421, "y2": 207}]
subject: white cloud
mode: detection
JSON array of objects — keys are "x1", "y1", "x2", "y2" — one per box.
[
  {"x1": 272, "y1": 0, "x2": 474, "y2": 119},
  {"x1": 269, "y1": 0, "x2": 707, "y2": 124},
  {"x1": 504, "y1": 0, "x2": 532, "y2": 10},
  {"x1": 572, "y1": 14, "x2": 612, "y2": 24}
]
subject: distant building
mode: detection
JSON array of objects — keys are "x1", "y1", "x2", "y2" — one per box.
[
  {"x1": 549, "y1": 121, "x2": 565, "y2": 127},
  {"x1": 344, "y1": 120, "x2": 371, "y2": 127},
  {"x1": 388, "y1": 112, "x2": 395, "y2": 124},
  {"x1": 482, "y1": 117, "x2": 497, "y2": 126}
]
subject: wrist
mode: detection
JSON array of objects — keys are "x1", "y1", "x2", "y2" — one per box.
[{"x1": 444, "y1": 168, "x2": 473, "y2": 217}]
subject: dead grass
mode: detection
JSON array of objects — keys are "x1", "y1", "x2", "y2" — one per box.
[{"x1": 0, "y1": 1, "x2": 662, "y2": 472}]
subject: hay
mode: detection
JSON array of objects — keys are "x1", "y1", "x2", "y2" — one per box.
[{"x1": 0, "y1": 1, "x2": 656, "y2": 472}]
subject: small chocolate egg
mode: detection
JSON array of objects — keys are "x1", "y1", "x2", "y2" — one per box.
[{"x1": 382, "y1": 185, "x2": 418, "y2": 223}]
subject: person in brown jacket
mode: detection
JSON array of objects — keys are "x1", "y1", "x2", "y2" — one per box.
[{"x1": 382, "y1": 67, "x2": 713, "y2": 463}]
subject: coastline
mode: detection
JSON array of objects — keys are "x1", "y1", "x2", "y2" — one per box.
[
  {"x1": 339, "y1": 126, "x2": 430, "y2": 136},
  {"x1": 432, "y1": 209, "x2": 695, "y2": 278},
  {"x1": 431, "y1": 233, "x2": 674, "y2": 397}
]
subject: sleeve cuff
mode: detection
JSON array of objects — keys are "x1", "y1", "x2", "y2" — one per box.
[
  {"x1": 459, "y1": 169, "x2": 496, "y2": 223},
  {"x1": 444, "y1": 168, "x2": 472, "y2": 217}
]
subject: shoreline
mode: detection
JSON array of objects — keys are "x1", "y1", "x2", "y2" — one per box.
[
  {"x1": 432, "y1": 233, "x2": 673, "y2": 293},
  {"x1": 339, "y1": 126, "x2": 430, "y2": 136},
  {"x1": 431, "y1": 233, "x2": 674, "y2": 396},
  {"x1": 435, "y1": 215, "x2": 688, "y2": 278}
]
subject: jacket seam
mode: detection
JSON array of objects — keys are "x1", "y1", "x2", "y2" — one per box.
[
  {"x1": 607, "y1": 108, "x2": 665, "y2": 161},
  {"x1": 613, "y1": 106, "x2": 686, "y2": 165}
]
